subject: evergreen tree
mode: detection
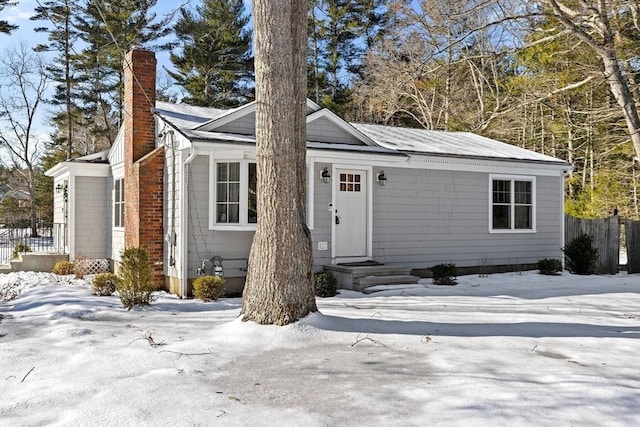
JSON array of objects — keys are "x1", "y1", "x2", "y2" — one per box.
[
  {"x1": 73, "y1": 0, "x2": 171, "y2": 146},
  {"x1": 307, "y1": 0, "x2": 387, "y2": 114},
  {"x1": 169, "y1": 0, "x2": 253, "y2": 107},
  {"x1": 31, "y1": 0, "x2": 79, "y2": 160},
  {"x1": 0, "y1": 0, "x2": 17, "y2": 34}
]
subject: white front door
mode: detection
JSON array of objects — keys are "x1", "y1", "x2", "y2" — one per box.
[{"x1": 334, "y1": 168, "x2": 367, "y2": 258}]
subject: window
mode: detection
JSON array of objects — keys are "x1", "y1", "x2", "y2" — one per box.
[
  {"x1": 212, "y1": 160, "x2": 258, "y2": 228},
  {"x1": 490, "y1": 175, "x2": 535, "y2": 232},
  {"x1": 339, "y1": 173, "x2": 361, "y2": 192},
  {"x1": 114, "y1": 178, "x2": 124, "y2": 228}
]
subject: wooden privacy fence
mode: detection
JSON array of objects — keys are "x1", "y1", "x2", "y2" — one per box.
[
  {"x1": 565, "y1": 215, "x2": 620, "y2": 275},
  {"x1": 625, "y1": 220, "x2": 640, "y2": 274}
]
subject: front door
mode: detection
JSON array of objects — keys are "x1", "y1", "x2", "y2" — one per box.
[{"x1": 334, "y1": 169, "x2": 367, "y2": 258}]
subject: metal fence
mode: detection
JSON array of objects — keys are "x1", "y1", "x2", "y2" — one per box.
[{"x1": 0, "y1": 223, "x2": 65, "y2": 267}]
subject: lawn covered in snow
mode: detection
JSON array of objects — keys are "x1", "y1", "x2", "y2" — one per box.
[{"x1": 1, "y1": 271, "x2": 638, "y2": 426}]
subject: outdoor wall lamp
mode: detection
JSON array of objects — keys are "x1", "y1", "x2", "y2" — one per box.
[
  {"x1": 55, "y1": 182, "x2": 67, "y2": 194},
  {"x1": 377, "y1": 171, "x2": 387, "y2": 186},
  {"x1": 320, "y1": 167, "x2": 331, "y2": 184}
]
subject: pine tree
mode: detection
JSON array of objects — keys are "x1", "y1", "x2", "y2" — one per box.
[
  {"x1": 169, "y1": 0, "x2": 253, "y2": 107},
  {"x1": 307, "y1": 0, "x2": 387, "y2": 114},
  {"x1": 31, "y1": 0, "x2": 79, "y2": 160},
  {"x1": 241, "y1": 0, "x2": 317, "y2": 325},
  {"x1": 0, "y1": 0, "x2": 17, "y2": 34},
  {"x1": 73, "y1": 0, "x2": 171, "y2": 146}
]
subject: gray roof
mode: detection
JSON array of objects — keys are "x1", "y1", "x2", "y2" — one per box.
[
  {"x1": 154, "y1": 101, "x2": 568, "y2": 165},
  {"x1": 352, "y1": 123, "x2": 566, "y2": 164},
  {"x1": 154, "y1": 101, "x2": 235, "y2": 129}
]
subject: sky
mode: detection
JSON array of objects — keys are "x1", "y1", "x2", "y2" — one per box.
[
  {"x1": 0, "y1": 0, "x2": 198, "y2": 138},
  {"x1": 1, "y1": 269, "x2": 639, "y2": 425}
]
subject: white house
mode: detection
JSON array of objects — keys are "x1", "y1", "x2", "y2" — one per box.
[{"x1": 46, "y1": 48, "x2": 572, "y2": 296}]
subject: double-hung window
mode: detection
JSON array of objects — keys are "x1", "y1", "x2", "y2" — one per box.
[
  {"x1": 114, "y1": 178, "x2": 125, "y2": 228},
  {"x1": 211, "y1": 160, "x2": 257, "y2": 229},
  {"x1": 489, "y1": 175, "x2": 535, "y2": 232}
]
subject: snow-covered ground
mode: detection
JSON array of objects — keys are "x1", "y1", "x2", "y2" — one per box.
[{"x1": 1, "y1": 271, "x2": 638, "y2": 426}]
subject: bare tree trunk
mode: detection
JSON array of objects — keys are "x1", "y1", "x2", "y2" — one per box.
[{"x1": 241, "y1": 0, "x2": 317, "y2": 325}]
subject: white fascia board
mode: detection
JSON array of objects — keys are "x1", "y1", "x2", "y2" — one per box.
[
  {"x1": 406, "y1": 154, "x2": 571, "y2": 177},
  {"x1": 45, "y1": 161, "x2": 109, "y2": 178},
  {"x1": 306, "y1": 109, "x2": 377, "y2": 146}
]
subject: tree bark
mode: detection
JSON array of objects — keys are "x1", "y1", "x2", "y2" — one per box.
[{"x1": 241, "y1": 0, "x2": 317, "y2": 325}]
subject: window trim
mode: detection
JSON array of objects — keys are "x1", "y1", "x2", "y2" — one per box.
[
  {"x1": 488, "y1": 174, "x2": 536, "y2": 233},
  {"x1": 113, "y1": 178, "x2": 125, "y2": 229},
  {"x1": 209, "y1": 158, "x2": 257, "y2": 231}
]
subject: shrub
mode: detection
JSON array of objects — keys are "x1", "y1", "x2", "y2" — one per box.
[
  {"x1": 564, "y1": 234, "x2": 598, "y2": 275},
  {"x1": 430, "y1": 263, "x2": 457, "y2": 285},
  {"x1": 52, "y1": 260, "x2": 75, "y2": 275},
  {"x1": 193, "y1": 275, "x2": 225, "y2": 302},
  {"x1": 537, "y1": 258, "x2": 563, "y2": 275},
  {"x1": 314, "y1": 272, "x2": 338, "y2": 297},
  {"x1": 12, "y1": 242, "x2": 31, "y2": 259},
  {"x1": 116, "y1": 247, "x2": 155, "y2": 310},
  {"x1": 92, "y1": 273, "x2": 120, "y2": 296}
]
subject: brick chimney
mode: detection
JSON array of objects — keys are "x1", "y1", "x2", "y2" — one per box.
[{"x1": 123, "y1": 47, "x2": 165, "y2": 287}]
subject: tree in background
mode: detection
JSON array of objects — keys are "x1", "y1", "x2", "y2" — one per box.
[
  {"x1": 538, "y1": 0, "x2": 640, "y2": 163},
  {"x1": 73, "y1": 0, "x2": 171, "y2": 148},
  {"x1": 169, "y1": 0, "x2": 253, "y2": 107},
  {"x1": 308, "y1": 0, "x2": 387, "y2": 114},
  {"x1": 0, "y1": 45, "x2": 49, "y2": 236},
  {"x1": 31, "y1": 0, "x2": 79, "y2": 160},
  {"x1": 241, "y1": 0, "x2": 317, "y2": 325},
  {"x1": 0, "y1": 0, "x2": 17, "y2": 34}
]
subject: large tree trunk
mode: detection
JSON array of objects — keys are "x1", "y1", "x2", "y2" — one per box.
[{"x1": 241, "y1": 0, "x2": 317, "y2": 325}]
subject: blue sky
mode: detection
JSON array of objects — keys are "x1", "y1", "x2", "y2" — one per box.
[
  {"x1": 0, "y1": 1, "x2": 198, "y2": 136},
  {"x1": 1, "y1": 1, "x2": 254, "y2": 139}
]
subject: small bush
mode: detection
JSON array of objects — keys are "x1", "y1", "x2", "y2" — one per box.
[
  {"x1": 537, "y1": 258, "x2": 563, "y2": 275},
  {"x1": 52, "y1": 260, "x2": 75, "y2": 275},
  {"x1": 92, "y1": 273, "x2": 120, "y2": 296},
  {"x1": 430, "y1": 263, "x2": 457, "y2": 285},
  {"x1": 116, "y1": 247, "x2": 155, "y2": 310},
  {"x1": 564, "y1": 234, "x2": 598, "y2": 275},
  {"x1": 314, "y1": 272, "x2": 338, "y2": 297},
  {"x1": 193, "y1": 275, "x2": 225, "y2": 302},
  {"x1": 12, "y1": 242, "x2": 31, "y2": 259}
]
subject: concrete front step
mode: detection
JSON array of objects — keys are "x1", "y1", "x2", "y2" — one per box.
[
  {"x1": 1, "y1": 253, "x2": 69, "y2": 273},
  {"x1": 323, "y1": 263, "x2": 422, "y2": 292},
  {"x1": 353, "y1": 274, "x2": 421, "y2": 293}
]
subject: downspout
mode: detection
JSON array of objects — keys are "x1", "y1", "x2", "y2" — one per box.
[
  {"x1": 181, "y1": 147, "x2": 198, "y2": 298},
  {"x1": 560, "y1": 167, "x2": 572, "y2": 268}
]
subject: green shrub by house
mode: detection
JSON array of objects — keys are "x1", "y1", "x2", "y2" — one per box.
[
  {"x1": 430, "y1": 263, "x2": 457, "y2": 285},
  {"x1": 564, "y1": 234, "x2": 598, "y2": 275},
  {"x1": 12, "y1": 242, "x2": 31, "y2": 259},
  {"x1": 92, "y1": 273, "x2": 120, "y2": 296},
  {"x1": 116, "y1": 247, "x2": 155, "y2": 309},
  {"x1": 537, "y1": 258, "x2": 563, "y2": 275},
  {"x1": 52, "y1": 260, "x2": 75, "y2": 275},
  {"x1": 193, "y1": 275, "x2": 225, "y2": 302},
  {"x1": 314, "y1": 272, "x2": 338, "y2": 297}
]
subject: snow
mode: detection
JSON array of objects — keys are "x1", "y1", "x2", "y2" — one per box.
[{"x1": 1, "y1": 270, "x2": 639, "y2": 426}]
